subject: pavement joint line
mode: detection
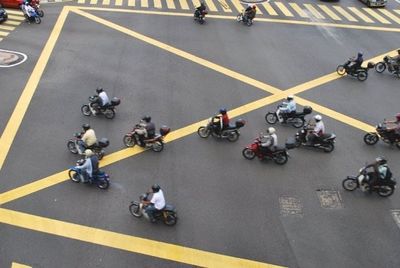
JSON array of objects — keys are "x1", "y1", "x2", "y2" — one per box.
[{"x1": 0, "y1": 208, "x2": 285, "y2": 268}]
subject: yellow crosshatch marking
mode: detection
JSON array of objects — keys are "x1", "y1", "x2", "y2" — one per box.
[{"x1": 0, "y1": 5, "x2": 398, "y2": 267}]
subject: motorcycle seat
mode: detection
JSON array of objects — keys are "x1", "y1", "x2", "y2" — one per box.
[
  {"x1": 143, "y1": 134, "x2": 161, "y2": 142},
  {"x1": 321, "y1": 133, "x2": 335, "y2": 139},
  {"x1": 275, "y1": 145, "x2": 285, "y2": 151},
  {"x1": 164, "y1": 204, "x2": 175, "y2": 211},
  {"x1": 226, "y1": 124, "x2": 237, "y2": 130}
]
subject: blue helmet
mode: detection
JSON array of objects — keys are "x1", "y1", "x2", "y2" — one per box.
[{"x1": 219, "y1": 108, "x2": 227, "y2": 115}]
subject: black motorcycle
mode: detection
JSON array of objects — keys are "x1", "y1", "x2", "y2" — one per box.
[
  {"x1": 81, "y1": 95, "x2": 121, "y2": 119},
  {"x1": 294, "y1": 126, "x2": 336, "y2": 152},
  {"x1": 265, "y1": 105, "x2": 312, "y2": 128},
  {"x1": 69, "y1": 159, "x2": 110, "y2": 190},
  {"x1": 194, "y1": 9, "x2": 207, "y2": 24},
  {"x1": 336, "y1": 60, "x2": 374, "y2": 81},
  {"x1": 197, "y1": 116, "x2": 245, "y2": 142},
  {"x1": 375, "y1": 56, "x2": 400, "y2": 78},
  {"x1": 67, "y1": 132, "x2": 109, "y2": 160},
  {"x1": 342, "y1": 166, "x2": 396, "y2": 197},
  {"x1": 364, "y1": 123, "x2": 400, "y2": 149},
  {"x1": 236, "y1": 11, "x2": 253, "y2": 26}
]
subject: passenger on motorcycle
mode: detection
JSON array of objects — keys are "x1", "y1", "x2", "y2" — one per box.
[
  {"x1": 143, "y1": 184, "x2": 166, "y2": 223},
  {"x1": 348, "y1": 52, "x2": 364, "y2": 73},
  {"x1": 306, "y1": 115, "x2": 325, "y2": 145},
  {"x1": 214, "y1": 108, "x2": 230, "y2": 133},
  {"x1": 277, "y1": 95, "x2": 296, "y2": 123},
  {"x1": 244, "y1": 4, "x2": 256, "y2": 21},
  {"x1": 134, "y1": 116, "x2": 155, "y2": 146},
  {"x1": 365, "y1": 157, "x2": 392, "y2": 188},
  {"x1": 75, "y1": 149, "x2": 98, "y2": 183},
  {"x1": 195, "y1": 1, "x2": 207, "y2": 16},
  {"x1": 260, "y1": 127, "x2": 278, "y2": 153},
  {"x1": 78, "y1": 124, "x2": 97, "y2": 154},
  {"x1": 391, "y1": 49, "x2": 400, "y2": 71},
  {"x1": 384, "y1": 113, "x2": 400, "y2": 137},
  {"x1": 21, "y1": 1, "x2": 35, "y2": 22}
]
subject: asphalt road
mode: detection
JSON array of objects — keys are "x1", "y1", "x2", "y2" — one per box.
[{"x1": 1, "y1": 2, "x2": 400, "y2": 268}]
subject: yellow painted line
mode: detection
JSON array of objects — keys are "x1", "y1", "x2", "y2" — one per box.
[
  {"x1": 7, "y1": 15, "x2": 25, "y2": 21},
  {"x1": 348, "y1": 7, "x2": 374, "y2": 23},
  {"x1": 102, "y1": 0, "x2": 110, "y2": 5},
  {"x1": 0, "y1": 7, "x2": 70, "y2": 171},
  {"x1": 179, "y1": 0, "x2": 189, "y2": 10},
  {"x1": 127, "y1": 0, "x2": 135, "y2": 6},
  {"x1": 318, "y1": 5, "x2": 341, "y2": 21},
  {"x1": 204, "y1": 0, "x2": 217, "y2": 12},
  {"x1": 0, "y1": 37, "x2": 3, "y2": 42},
  {"x1": 11, "y1": 262, "x2": 31, "y2": 268},
  {"x1": 274, "y1": 2, "x2": 293, "y2": 17},
  {"x1": 4, "y1": 20, "x2": 22, "y2": 26},
  {"x1": 90, "y1": 0, "x2": 98, "y2": 5},
  {"x1": 141, "y1": 0, "x2": 149, "y2": 8},
  {"x1": 115, "y1": 0, "x2": 123, "y2": 6},
  {"x1": 166, "y1": 0, "x2": 175, "y2": 9},
  {"x1": 192, "y1": 0, "x2": 200, "y2": 9},
  {"x1": 230, "y1": 0, "x2": 243, "y2": 13},
  {"x1": 289, "y1": 3, "x2": 309, "y2": 18},
  {"x1": 363, "y1": 8, "x2": 390, "y2": 24},
  {"x1": 0, "y1": 24, "x2": 16, "y2": 31},
  {"x1": 332, "y1": 6, "x2": 357, "y2": 22},
  {"x1": 154, "y1": 0, "x2": 162, "y2": 8},
  {"x1": 379, "y1": 9, "x2": 400, "y2": 24},
  {"x1": 0, "y1": 31, "x2": 9, "y2": 37},
  {"x1": 395, "y1": 10, "x2": 400, "y2": 16},
  {"x1": 304, "y1": 4, "x2": 325, "y2": 19},
  {"x1": 218, "y1": 0, "x2": 232, "y2": 13},
  {"x1": 4, "y1": 9, "x2": 23, "y2": 15},
  {"x1": 77, "y1": 0, "x2": 85, "y2": 3},
  {"x1": 262, "y1": 2, "x2": 278, "y2": 16},
  {"x1": 256, "y1": 4, "x2": 263, "y2": 15},
  {"x1": 0, "y1": 208, "x2": 285, "y2": 268}
]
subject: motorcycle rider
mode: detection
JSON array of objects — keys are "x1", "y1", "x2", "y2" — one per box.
[
  {"x1": 143, "y1": 184, "x2": 166, "y2": 223},
  {"x1": 260, "y1": 127, "x2": 278, "y2": 153},
  {"x1": 384, "y1": 113, "x2": 400, "y2": 140},
  {"x1": 134, "y1": 116, "x2": 155, "y2": 146},
  {"x1": 306, "y1": 115, "x2": 325, "y2": 145},
  {"x1": 348, "y1": 52, "x2": 364, "y2": 73},
  {"x1": 195, "y1": 1, "x2": 207, "y2": 17},
  {"x1": 391, "y1": 49, "x2": 400, "y2": 71},
  {"x1": 277, "y1": 95, "x2": 296, "y2": 123},
  {"x1": 74, "y1": 149, "x2": 96, "y2": 183},
  {"x1": 214, "y1": 108, "x2": 230, "y2": 134},
  {"x1": 364, "y1": 157, "x2": 392, "y2": 188},
  {"x1": 78, "y1": 124, "x2": 97, "y2": 154},
  {"x1": 244, "y1": 4, "x2": 257, "y2": 22},
  {"x1": 90, "y1": 87, "x2": 110, "y2": 115}
]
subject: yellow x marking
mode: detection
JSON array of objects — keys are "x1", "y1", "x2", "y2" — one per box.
[{"x1": 0, "y1": 6, "x2": 398, "y2": 267}]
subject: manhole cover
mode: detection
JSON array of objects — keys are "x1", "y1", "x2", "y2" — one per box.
[
  {"x1": 317, "y1": 189, "x2": 343, "y2": 209},
  {"x1": 391, "y1": 210, "x2": 400, "y2": 229},
  {"x1": 0, "y1": 49, "x2": 27, "y2": 67},
  {"x1": 279, "y1": 196, "x2": 303, "y2": 216}
]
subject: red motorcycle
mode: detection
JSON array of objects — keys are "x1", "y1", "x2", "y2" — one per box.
[
  {"x1": 242, "y1": 135, "x2": 290, "y2": 165},
  {"x1": 19, "y1": 0, "x2": 43, "y2": 17},
  {"x1": 123, "y1": 125, "x2": 170, "y2": 152}
]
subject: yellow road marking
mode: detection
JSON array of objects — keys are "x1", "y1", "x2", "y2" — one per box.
[
  {"x1": 4, "y1": 9, "x2": 23, "y2": 15},
  {"x1": 0, "y1": 7, "x2": 69, "y2": 171},
  {"x1": 77, "y1": 0, "x2": 85, "y2": 3},
  {"x1": 166, "y1": 0, "x2": 175, "y2": 9},
  {"x1": 262, "y1": 2, "x2": 278, "y2": 16},
  {"x1": 362, "y1": 8, "x2": 390, "y2": 24},
  {"x1": 115, "y1": 0, "x2": 123, "y2": 6},
  {"x1": 7, "y1": 15, "x2": 25, "y2": 21},
  {"x1": 274, "y1": 2, "x2": 293, "y2": 17},
  {"x1": 348, "y1": 7, "x2": 374, "y2": 23},
  {"x1": 218, "y1": 0, "x2": 231, "y2": 12},
  {"x1": 0, "y1": 37, "x2": 3, "y2": 42},
  {"x1": 0, "y1": 25, "x2": 15, "y2": 31},
  {"x1": 379, "y1": 9, "x2": 400, "y2": 24},
  {"x1": 318, "y1": 5, "x2": 341, "y2": 21},
  {"x1": 0, "y1": 208, "x2": 285, "y2": 268},
  {"x1": 154, "y1": 0, "x2": 162, "y2": 8},
  {"x1": 205, "y1": 0, "x2": 217, "y2": 12},
  {"x1": 179, "y1": 0, "x2": 189, "y2": 10},
  {"x1": 289, "y1": 3, "x2": 309, "y2": 18},
  {"x1": 11, "y1": 262, "x2": 31, "y2": 268},
  {"x1": 231, "y1": 0, "x2": 243, "y2": 13},
  {"x1": 128, "y1": 0, "x2": 135, "y2": 6},
  {"x1": 0, "y1": 31, "x2": 10, "y2": 38},
  {"x1": 141, "y1": 0, "x2": 148, "y2": 8},
  {"x1": 4, "y1": 20, "x2": 22, "y2": 26},
  {"x1": 103, "y1": 0, "x2": 111, "y2": 5},
  {"x1": 192, "y1": 0, "x2": 200, "y2": 9},
  {"x1": 395, "y1": 10, "x2": 400, "y2": 16},
  {"x1": 90, "y1": 0, "x2": 98, "y2": 5},
  {"x1": 332, "y1": 6, "x2": 357, "y2": 22},
  {"x1": 304, "y1": 4, "x2": 325, "y2": 19}
]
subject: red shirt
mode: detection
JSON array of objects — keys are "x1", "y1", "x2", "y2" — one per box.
[{"x1": 222, "y1": 114, "x2": 229, "y2": 127}]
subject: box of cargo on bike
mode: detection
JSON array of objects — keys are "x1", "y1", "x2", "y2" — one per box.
[
  {"x1": 303, "y1": 106, "x2": 312, "y2": 115},
  {"x1": 285, "y1": 137, "x2": 296, "y2": 150},
  {"x1": 99, "y1": 138, "x2": 110, "y2": 147},
  {"x1": 235, "y1": 119, "x2": 246, "y2": 128},
  {"x1": 160, "y1": 126, "x2": 171, "y2": 136},
  {"x1": 111, "y1": 97, "x2": 121, "y2": 106}
]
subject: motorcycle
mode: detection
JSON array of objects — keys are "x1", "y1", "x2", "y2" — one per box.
[
  {"x1": 129, "y1": 192, "x2": 178, "y2": 226},
  {"x1": 294, "y1": 126, "x2": 336, "y2": 152},
  {"x1": 375, "y1": 56, "x2": 400, "y2": 78},
  {"x1": 336, "y1": 59, "x2": 374, "y2": 82},
  {"x1": 81, "y1": 96, "x2": 121, "y2": 119},
  {"x1": 24, "y1": 8, "x2": 41, "y2": 24},
  {"x1": 68, "y1": 160, "x2": 110, "y2": 190},
  {"x1": 194, "y1": 9, "x2": 207, "y2": 24},
  {"x1": 342, "y1": 166, "x2": 396, "y2": 197},
  {"x1": 265, "y1": 105, "x2": 312, "y2": 128},
  {"x1": 123, "y1": 125, "x2": 170, "y2": 152},
  {"x1": 236, "y1": 11, "x2": 253, "y2": 26},
  {"x1": 29, "y1": 0, "x2": 43, "y2": 17},
  {"x1": 242, "y1": 135, "x2": 291, "y2": 165},
  {"x1": 363, "y1": 123, "x2": 400, "y2": 149},
  {"x1": 197, "y1": 116, "x2": 246, "y2": 142},
  {"x1": 67, "y1": 132, "x2": 109, "y2": 160}
]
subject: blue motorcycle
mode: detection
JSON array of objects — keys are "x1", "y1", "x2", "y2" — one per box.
[{"x1": 68, "y1": 160, "x2": 110, "y2": 190}]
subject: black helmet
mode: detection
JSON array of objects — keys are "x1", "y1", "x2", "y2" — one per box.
[
  {"x1": 82, "y1": 123, "x2": 90, "y2": 131},
  {"x1": 397, "y1": 49, "x2": 400, "y2": 55},
  {"x1": 151, "y1": 184, "x2": 161, "y2": 193},
  {"x1": 375, "y1": 156, "x2": 387, "y2": 165},
  {"x1": 96, "y1": 87, "x2": 103, "y2": 94},
  {"x1": 219, "y1": 108, "x2": 227, "y2": 115},
  {"x1": 142, "y1": 116, "x2": 151, "y2": 123}
]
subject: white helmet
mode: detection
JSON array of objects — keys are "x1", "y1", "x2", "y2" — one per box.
[
  {"x1": 287, "y1": 95, "x2": 294, "y2": 100},
  {"x1": 84, "y1": 149, "x2": 94, "y2": 157},
  {"x1": 314, "y1": 115, "x2": 322, "y2": 121},
  {"x1": 268, "y1": 127, "x2": 276, "y2": 134}
]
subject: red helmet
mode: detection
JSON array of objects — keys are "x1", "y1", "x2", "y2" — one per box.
[{"x1": 396, "y1": 113, "x2": 400, "y2": 121}]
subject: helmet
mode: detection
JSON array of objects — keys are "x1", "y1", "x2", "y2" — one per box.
[
  {"x1": 267, "y1": 127, "x2": 276, "y2": 134},
  {"x1": 252, "y1": 4, "x2": 257, "y2": 9},
  {"x1": 375, "y1": 156, "x2": 387, "y2": 165},
  {"x1": 84, "y1": 149, "x2": 94, "y2": 157},
  {"x1": 357, "y1": 52, "x2": 363, "y2": 57},
  {"x1": 314, "y1": 115, "x2": 322, "y2": 122},
  {"x1": 142, "y1": 116, "x2": 151, "y2": 123},
  {"x1": 287, "y1": 95, "x2": 294, "y2": 101},
  {"x1": 96, "y1": 87, "x2": 103, "y2": 94},
  {"x1": 397, "y1": 49, "x2": 400, "y2": 55},
  {"x1": 396, "y1": 113, "x2": 400, "y2": 121},
  {"x1": 151, "y1": 184, "x2": 161, "y2": 193},
  {"x1": 219, "y1": 108, "x2": 227, "y2": 115},
  {"x1": 82, "y1": 123, "x2": 90, "y2": 131}
]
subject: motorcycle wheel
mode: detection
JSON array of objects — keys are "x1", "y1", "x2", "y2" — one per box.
[
  {"x1": 69, "y1": 170, "x2": 80, "y2": 183},
  {"x1": 274, "y1": 152, "x2": 288, "y2": 165},
  {"x1": 292, "y1": 117, "x2": 305, "y2": 128},
  {"x1": 152, "y1": 141, "x2": 164, "y2": 152},
  {"x1": 81, "y1": 105, "x2": 91, "y2": 116},
  {"x1": 227, "y1": 131, "x2": 239, "y2": 142},
  {"x1": 123, "y1": 135, "x2": 136, "y2": 147},
  {"x1": 97, "y1": 179, "x2": 109, "y2": 190},
  {"x1": 163, "y1": 213, "x2": 177, "y2": 226},
  {"x1": 363, "y1": 133, "x2": 379, "y2": 145},
  {"x1": 37, "y1": 9, "x2": 44, "y2": 17},
  {"x1": 396, "y1": 142, "x2": 400, "y2": 149},
  {"x1": 377, "y1": 185, "x2": 394, "y2": 197},
  {"x1": 242, "y1": 148, "x2": 256, "y2": 160},
  {"x1": 396, "y1": 71, "x2": 400, "y2": 79},
  {"x1": 246, "y1": 20, "x2": 252, "y2": 27},
  {"x1": 35, "y1": 16, "x2": 41, "y2": 24},
  {"x1": 336, "y1": 65, "x2": 346, "y2": 76},
  {"x1": 129, "y1": 203, "x2": 142, "y2": 218},
  {"x1": 342, "y1": 178, "x2": 358, "y2": 191},
  {"x1": 67, "y1": 141, "x2": 78, "y2": 154},
  {"x1": 357, "y1": 70, "x2": 368, "y2": 81},
  {"x1": 375, "y1": 62, "x2": 386, "y2": 73},
  {"x1": 197, "y1": 126, "x2": 211, "y2": 138},
  {"x1": 265, "y1": 113, "x2": 278, "y2": 124},
  {"x1": 104, "y1": 109, "x2": 115, "y2": 119},
  {"x1": 323, "y1": 143, "x2": 334, "y2": 153},
  {"x1": 199, "y1": 18, "x2": 204, "y2": 24},
  {"x1": 96, "y1": 150, "x2": 104, "y2": 160}
]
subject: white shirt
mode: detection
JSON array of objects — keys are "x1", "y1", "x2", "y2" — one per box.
[
  {"x1": 313, "y1": 121, "x2": 325, "y2": 136},
  {"x1": 76, "y1": 158, "x2": 93, "y2": 177},
  {"x1": 99, "y1": 91, "x2": 110, "y2": 106},
  {"x1": 150, "y1": 189, "x2": 166, "y2": 210},
  {"x1": 261, "y1": 133, "x2": 277, "y2": 147}
]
